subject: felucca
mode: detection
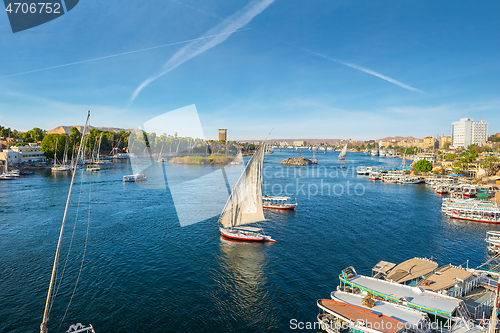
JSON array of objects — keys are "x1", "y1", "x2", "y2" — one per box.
[
  {"x1": 218, "y1": 143, "x2": 276, "y2": 242},
  {"x1": 338, "y1": 142, "x2": 347, "y2": 161}
]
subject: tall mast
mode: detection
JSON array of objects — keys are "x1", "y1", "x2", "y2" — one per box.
[
  {"x1": 96, "y1": 134, "x2": 103, "y2": 163},
  {"x1": 53, "y1": 140, "x2": 58, "y2": 167},
  {"x1": 40, "y1": 111, "x2": 91, "y2": 333},
  {"x1": 489, "y1": 278, "x2": 500, "y2": 333},
  {"x1": 231, "y1": 186, "x2": 235, "y2": 229}
]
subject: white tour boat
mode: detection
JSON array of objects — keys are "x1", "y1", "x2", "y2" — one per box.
[
  {"x1": 123, "y1": 173, "x2": 147, "y2": 182},
  {"x1": 262, "y1": 196, "x2": 298, "y2": 210}
]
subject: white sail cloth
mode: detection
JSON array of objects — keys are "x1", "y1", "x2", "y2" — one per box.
[{"x1": 219, "y1": 144, "x2": 266, "y2": 228}]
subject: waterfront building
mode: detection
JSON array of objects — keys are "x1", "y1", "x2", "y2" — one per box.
[
  {"x1": 378, "y1": 140, "x2": 391, "y2": 148},
  {"x1": 293, "y1": 140, "x2": 306, "y2": 147},
  {"x1": 0, "y1": 150, "x2": 21, "y2": 165},
  {"x1": 451, "y1": 118, "x2": 488, "y2": 149},
  {"x1": 0, "y1": 143, "x2": 46, "y2": 165},
  {"x1": 419, "y1": 136, "x2": 439, "y2": 149},
  {"x1": 218, "y1": 129, "x2": 227, "y2": 141},
  {"x1": 439, "y1": 135, "x2": 451, "y2": 149},
  {"x1": 414, "y1": 153, "x2": 438, "y2": 164}
]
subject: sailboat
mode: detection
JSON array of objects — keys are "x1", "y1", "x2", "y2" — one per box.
[
  {"x1": 218, "y1": 143, "x2": 276, "y2": 242},
  {"x1": 94, "y1": 134, "x2": 112, "y2": 166},
  {"x1": 338, "y1": 142, "x2": 347, "y2": 161},
  {"x1": 40, "y1": 111, "x2": 95, "y2": 333},
  {"x1": 52, "y1": 138, "x2": 71, "y2": 172},
  {"x1": 0, "y1": 158, "x2": 16, "y2": 180},
  {"x1": 157, "y1": 144, "x2": 166, "y2": 163}
]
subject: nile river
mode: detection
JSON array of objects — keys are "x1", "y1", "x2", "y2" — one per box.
[{"x1": 0, "y1": 150, "x2": 496, "y2": 332}]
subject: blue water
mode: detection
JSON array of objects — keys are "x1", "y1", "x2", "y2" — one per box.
[{"x1": 0, "y1": 151, "x2": 497, "y2": 333}]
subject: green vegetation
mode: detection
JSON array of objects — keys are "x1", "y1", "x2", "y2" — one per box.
[
  {"x1": 170, "y1": 153, "x2": 237, "y2": 165},
  {"x1": 413, "y1": 159, "x2": 433, "y2": 172},
  {"x1": 41, "y1": 134, "x2": 72, "y2": 160},
  {"x1": 444, "y1": 153, "x2": 458, "y2": 160},
  {"x1": 1, "y1": 125, "x2": 45, "y2": 142},
  {"x1": 480, "y1": 157, "x2": 500, "y2": 176}
]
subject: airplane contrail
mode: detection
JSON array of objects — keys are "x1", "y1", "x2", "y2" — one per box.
[
  {"x1": 319, "y1": 54, "x2": 424, "y2": 93},
  {"x1": 169, "y1": 2, "x2": 423, "y2": 94},
  {"x1": 0, "y1": 29, "x2": 249, "y2": 78},
  {"x1": 280, "y1": 43, "x2": 424, "y2": 93},
  {"x1": 130, "y1": 0, "x2": 276, "y2": 104}
]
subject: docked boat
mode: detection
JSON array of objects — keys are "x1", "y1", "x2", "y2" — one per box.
[
  {"x1": 0, "y1": 173, "x2": 16, "y2": 180},
  {"x1": 399, "y1": 177, "x2": 424, "y2": 185},
  {"x1": 382, "y1": 174, "x2": 400, "y2": 183},
  {"x1": 0, "y1": 159, "x2": 16, "y2": 180},
  {"x1": 337, "y1": 266, "x2": 483, "y2": 330},
  {"x1": 218, "y1": 143, "x2": 276, "y2": 243},
  {"x1": 486, "y1": 231, "x2": 500, "y2": 254},
  {"x1": 375, "y1": 257, "x2": 438, "y2": 286},
  {"x1": 356, "y1": 166, "x2": 368, "y2": 175},
  {"x1": 86, "y1": 165, "x2": 101, "y2": 172},
  {"x1": 445, "y1": 206, "x2": 500, "y2": 223},
  {"x1": 123, "y1": 173, "x2": 147, "y2": 182},
  {"x1": 463, "y1": 186, "x2": 477, "y2": 198},
  {"x1": 317, "y1": 297, "x2": 426, "y2": 333},
  {"x1": 442, "y1": 198, "x2": 500, "y2": 223},
  {"x1": 262, "y1": 196, "x2": 297, "y2": 210},
  {"x1": 436, "y1": 184, "x2": 449, "y2": 195},
  {"x1": 51, "y1": 137, "x2": 71, "y2": 172},
  {"x1": 323, "y1": 290, "x2": 429, "y2": 333},
  {"x1": 369, "y1": 172, "x2": 380, "y2": 181}
]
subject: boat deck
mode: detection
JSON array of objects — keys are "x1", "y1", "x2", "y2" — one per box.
[
  {"x1": 317, "y1": 299, "x2": 404, "y2": 333},
  {"x1": 331, "y1": 291, "x2": 426, "y2": 326},
  {"x1": 342, "y1": 273, "x2": 462, "y2": 317}
]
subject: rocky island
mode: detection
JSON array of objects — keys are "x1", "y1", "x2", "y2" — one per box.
[{"x1": 279, "y1": 157, "x2": 318, "y2": 166}]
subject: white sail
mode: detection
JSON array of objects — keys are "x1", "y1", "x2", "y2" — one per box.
[
  {"x1": 219, "y1": 144, "x2": 266, "y2": 229},
  {"x1": 339, "y1": 143, "x2": 347, "y2": 159}
]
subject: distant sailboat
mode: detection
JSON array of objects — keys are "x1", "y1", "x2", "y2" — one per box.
[
  {"x1": 338, "y1": 143, "x2": 347, "y2": 161},
  {"x1": 52, "y1": 138, "x2": 70, "y2": 172},
  {"x1": 218, "y1": 143, "x2": 276, "y2": 242}
]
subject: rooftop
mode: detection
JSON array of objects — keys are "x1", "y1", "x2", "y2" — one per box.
[
  {"x1": 417, "y1": 265, "x2": 473, "y2": 293},
  {"x1": 385, "y1": 258, "x2": 438, "y2": 284}
]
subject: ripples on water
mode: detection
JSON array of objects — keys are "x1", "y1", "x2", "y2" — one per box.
[{"x1": 0, "y1": 152, "x2": 498, "y2": 332}]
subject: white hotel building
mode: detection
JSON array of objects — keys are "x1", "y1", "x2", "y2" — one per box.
[
  {"x1": 0, "y1": 143, "x2": 46, "y2": 165},
  {"x1": 451, "y1": 118, "x2": 488, "y2": 149}
]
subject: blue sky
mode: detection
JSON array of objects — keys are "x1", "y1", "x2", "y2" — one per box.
[{"x1": 0, "y1": 0, "x2": 499, "y2": 140}]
